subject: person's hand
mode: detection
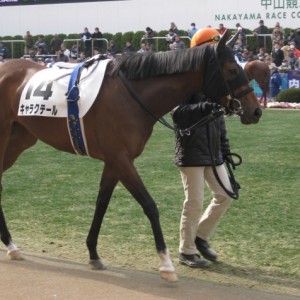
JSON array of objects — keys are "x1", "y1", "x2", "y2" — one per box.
[{"x1": 203, "y1": 102, "x2": 223, "y2": 115}]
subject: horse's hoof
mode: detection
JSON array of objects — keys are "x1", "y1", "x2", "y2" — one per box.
[
  {"x1": 89, "y1": 259, "x2": 106, "y2": 270},
  {"x1": 160, "y1": 271, "x2": 178, "y2": 283},
  {"x1": 7, "y1": 250, "x2": 24, "y2": 260}
]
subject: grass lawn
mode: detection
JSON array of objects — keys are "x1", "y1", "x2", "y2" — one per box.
[{"x1": 1, "y1": 109, "x2": 300, "y2": 296}]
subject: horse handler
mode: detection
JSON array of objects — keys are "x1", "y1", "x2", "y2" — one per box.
[{"x1": 172, "y1": 28, "x2": 240, "y2": 268}]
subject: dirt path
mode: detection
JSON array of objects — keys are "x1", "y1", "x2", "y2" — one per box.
[{"x1": 0, "y1": 250, "x2": 299, "y2": 300}]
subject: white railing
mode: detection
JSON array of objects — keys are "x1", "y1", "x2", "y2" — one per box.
[
  {"x1": 63, "y1": 38, "x2": 109, "y2": 58},
  {"x1": 0, "y1": 39, "x2": 24, "y2": 58},
  {"x1": 245, "y1": 34, "x2": 272, "y2": 48},
  {"x1": 140, "y1": 36, "x2": 191, "y2": 51}
]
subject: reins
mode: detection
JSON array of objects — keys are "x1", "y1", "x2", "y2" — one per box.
[
  {"x1": 118, "y1": 70, "x2": 222, "y2": 131},
  {"x1": 206, "y1": 124, "x2": 241, "y2": 199}
]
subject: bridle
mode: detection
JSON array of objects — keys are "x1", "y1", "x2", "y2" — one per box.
[{"x1": 212, "y1": 44, "x2": 253, "y2": 116}]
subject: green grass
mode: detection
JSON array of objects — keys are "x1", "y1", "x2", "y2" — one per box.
[{"x1": 1, "y1": 109, "x2": 300, "y2": 296}]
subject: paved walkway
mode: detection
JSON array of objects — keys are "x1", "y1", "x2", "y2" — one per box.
[{"x1": 0, "y1": 250, "x2": 299, "y2": 300}]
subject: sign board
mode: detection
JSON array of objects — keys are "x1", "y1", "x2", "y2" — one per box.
[{"x1": 287, "y1": 70, "x2": 300, "y2": 88}]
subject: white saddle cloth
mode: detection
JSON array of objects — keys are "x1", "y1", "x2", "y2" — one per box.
[{"x1": 18, "y1": 58, "x2": 111, "y2": 118}]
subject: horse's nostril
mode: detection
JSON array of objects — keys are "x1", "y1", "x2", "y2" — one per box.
[{"x1": 255, "y1": 108, "x2": 262, "y2": 117}]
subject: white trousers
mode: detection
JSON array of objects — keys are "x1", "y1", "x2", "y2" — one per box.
[{"x1": 179, "y1": 164, "x2": 233, "y2": 255}]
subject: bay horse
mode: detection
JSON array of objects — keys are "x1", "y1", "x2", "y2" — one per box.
[
  {"x1": 0, "y1": 32, "x2": 261, "y2": 282},
  {"x1": 244, "y1": 60, "x2": 270, "y2": 108}
]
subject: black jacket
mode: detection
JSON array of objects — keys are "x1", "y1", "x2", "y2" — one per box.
[{"x1": 172, "y1": 102, "x2": 230, "y2": 167}]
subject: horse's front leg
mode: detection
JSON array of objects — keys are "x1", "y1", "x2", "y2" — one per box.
[
  {"x1": 118, "y1": 158, "x2": 177, "y2": 283},
  {"x1": 86, "y1": 164, "x2": 119, "y2": 270}
]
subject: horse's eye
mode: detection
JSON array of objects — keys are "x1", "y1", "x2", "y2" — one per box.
[{"x1": 229, "y1": 69, "x2": 238, "y2": 76}]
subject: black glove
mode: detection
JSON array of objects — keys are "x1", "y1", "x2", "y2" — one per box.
[{"x1": 202, "y1": 102, "x2": 223, "y2": 115}]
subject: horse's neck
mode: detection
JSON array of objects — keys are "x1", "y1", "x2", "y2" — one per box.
[{"x1": 142, "y1": 71, "x2": 203, "y2": 118}]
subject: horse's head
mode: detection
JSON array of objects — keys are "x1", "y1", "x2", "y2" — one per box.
[{"x1": 205, "y1": 30, "x2": 262, "y2": 124}]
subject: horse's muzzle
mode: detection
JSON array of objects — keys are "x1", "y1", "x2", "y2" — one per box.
[{"x1": 254, "y1": 107, "x2": 263, "y2": 118}]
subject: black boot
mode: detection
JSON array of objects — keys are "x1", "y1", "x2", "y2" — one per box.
[
  {"x1": 179, "y1": 253, "x2": 209, "y2": 268},
  {"x1": 195, "y1": 237, "x2": 217, "y2": 262}
]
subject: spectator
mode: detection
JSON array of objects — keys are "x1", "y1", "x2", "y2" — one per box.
[
  {"x1": 188, "y1": 23, "x2": 198, "y2": 39},
  {"x1": 34, "y1": 35, "x2": 47, "y2": 54},
  {"x1": 281, "y1": 40, "x2": 291, "y2": 61},
  {"x1": 24, "y1": 30, "x2": 34, "y2": 55},
  {"x1": 37, "y1": 57, "x2": 45, "y2": 66},
  {"x1": 169, "y1": 22, "x2": 179, "y2": 35},
  {"x1": 56, "y1": 49, "x2": 69, "y2": 63},
  {"x1": 169, "y1": 35, "x2": 185, "y2": 50},
  {"x1": 235, "y1": 23, "x2": 247, "y2": 47},
  {"x1": 269, "y1": 63, "x2": 282, "y2": 98},
  {"x1": 272, "y1": 26, "x2": 284, "y2": 46},
  {"x1": 144, "y1": 27, "x2": 155, "y2": 50},
  {"x1": 80, "y1": 27, "x2": 92, "y2": 57},
  {"x1": 144, "y1": 26, "x2": 155, "y2": 39},
  {"x1": 165, "y1": 30, "x2": 177, "y2": 48},
  {"x1": 240, "y1": 46, "x2": 253, "y2": 62},
  {"x1": 274, "y1": 21, "x2": 284, "y2": 34},
  {"x1": 36, "y1": 47, "x2": 44, "y2": 56},
  {"x1": 263, "y1": 54, "x2": 272, "y2": 67},
  {"x1": 107, "y1": 40, "x2": 118, "y2": 58},
  {"x1": 92, "y1": 27, "x2": 104, "y2": 53},
  {"x1": 123, "y1": 40, "x2": 135, "y2": 55},
  {"x1": 253, "y1": 20, "x2": 269, "y2": 51},
  {"x1": 285, "y1": 29, "x2": 296, "y2": 45},
  {"x1": 45, "y1": 57, "x2": 56, "y2": 68},
  {"x1": 137, "y1": 42, "x2": 149, "y2": 53},
  {"x1": 257, "y1": 47, "x2": 268, "y2": 61},
  {"x1": 27, "y1": 50, "x2": 38, "y2": 62},
  {"x1": 76, "y1": 51, "x2": 86, "y2": 63},
  {"x1": 70, "y1": 41, "x2": 81, "y2": 60},
  {"x1": 49, "y1": 34, "x2": 62, "y2": 54},
  {"x1": 93, "y1": 47, "x2": 101, "y2": 56},
  {"x1": 60, "y1": 42, "x2": 70, "y2": 58},
  {"x1": 233, "y1": 38, "x2": 244, "y2": 61},
  {"x1": 271, "y1": 42, "x2": 284, "y2": 67},
  {"x1": 294, "y1": 28, "x2": 300, "y2": 50},
  {"x1": 288, "y1": 42, "x2": 300, "y2": 69},
  {"x1": 218, "y1": 23, "x2": 227, "y2": 35},
  {"x1": 0, "y1": 42, "x2": 8, "y2": 59}
]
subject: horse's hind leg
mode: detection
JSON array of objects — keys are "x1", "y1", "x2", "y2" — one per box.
[
  {"x1": 4, "y1": 122, "x2": 38, "y2": 171},
  {"x1": 0, "y1": 186, "x2": 22, "y2": 260},
  {"x1": 0, "y1": 122, "x2": 37, "y2": 260}
]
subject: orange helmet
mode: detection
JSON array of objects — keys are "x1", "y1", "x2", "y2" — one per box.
[{"x1": 190, "y1": 28, "x2": 221, "y2": 48}]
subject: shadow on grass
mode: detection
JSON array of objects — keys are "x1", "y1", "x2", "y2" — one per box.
[{"x1": 204, "y1": 260, "x2": 300, "y2": 291}]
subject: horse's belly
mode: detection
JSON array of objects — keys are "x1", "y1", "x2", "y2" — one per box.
[{"x1": 18, "y1": 116, "x2": 76, "y2": 154}]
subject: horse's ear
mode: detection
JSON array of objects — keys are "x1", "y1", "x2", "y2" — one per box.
[
  {"x1": 226, "y1": 30, "x2": 240, "y2": 48},
  {"x1": 216, "y1": 29, "x2": 229, "y2": 53}
]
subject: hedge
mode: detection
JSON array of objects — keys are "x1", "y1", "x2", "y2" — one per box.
[{"x1": 276, "y1": 88, "x2": 300, "y2": 103}]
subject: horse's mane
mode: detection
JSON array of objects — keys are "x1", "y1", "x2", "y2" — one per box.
[{"x1": 106, "y1": 46, "x2": 209, "y2": 79}]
